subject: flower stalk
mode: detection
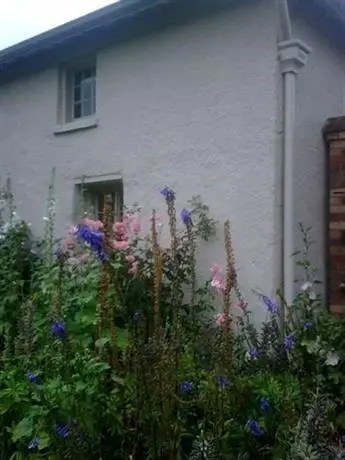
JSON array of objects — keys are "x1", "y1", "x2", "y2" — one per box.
[{"x1": 152, "y1": 210, "x2": 162, "y2": 331}]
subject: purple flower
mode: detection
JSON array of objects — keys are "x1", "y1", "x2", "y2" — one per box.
[
  {"x1": 249, "y1": 348, "x2": 258, "y2": 360},
  {"x1": 304, "y1": 321, "x2": 313, "y2": 329},
  {"x1": 75, "y1": 225, "x2": 107, "y2": 263},
  {"x1": 56, "y1": 422, "x2": 72, "y2": 438},
  {"x1": 247, "y1": 419, "x2": 264, "y2": 437},
  {"x1": 260, "y1": 397, "x2": 270, "y2": 411},
  {"x1": 180, "y1": 380, "x2": 193, "y2": 393},
  {"x1": 180, "y1": 208, "x2": 192, "y2": 226},
  {"x1": 216, "y1": 376, "x2": 230, "y2": 389},
  {"x1": 27, "y1": 372, "x2": 41, "y2": 384},
  {"x1": 133, "y1": 311, "x2": 142, "y2": 322},
  {"x1": 284, "y1": 334, "x2": 296, "y2": 352},
  {"x1": 160, "y1": 186, "x2": 175, "y2": 201},
  {"x1": 54, "y1": 247, "x2": 65, "y2": 260},
  {"x1": 262, "y1": 296, "x2": 279, "y2": 314},
  {"x1": 28, "y1": 437, "x2": 40, "y2": 449},
  {"x1": 51, "y1": 320, "x2": 66, "y2": 339}
]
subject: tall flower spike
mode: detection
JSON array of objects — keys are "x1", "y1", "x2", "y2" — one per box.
[
  {"x1": 164, "y1": 187, "x2": 179, "y2": 329},
  {"x1": 104, "y1": 194, "x2": 118, "y2": 367},
  {"x1": 222, "y1": 220, "x2": 235, "y2": 372},
  {"x1": 223, "y1": 221, "x2": 234, "y2": 320},
  {"x1": 103, "y1": 194, "x2": 114, "y2": 243},
  {"x1": 152, "y1": 210, "x2": 162, "y2": 331},
  {"x1": 44, "y1": 167, "x2": 56, "y2": 268},
  {"x1": 183, "y1": 208, "x2": 197, "y2": 306},
  {"x1": 52, "y1": 249, "x2": 64, "y2": 321}
]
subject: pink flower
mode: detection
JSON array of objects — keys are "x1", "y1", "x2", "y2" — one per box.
[
  {"x1": 64, "y1": 239, "x2": 75, "y2": 249},
  {"x1": 150, "y1": 213, "x2": 162, "y2": 226},
  {"x1": 113, "y1": 222, "x2": 129, "y2": 241},
  {"x1": 93, "y1": 220, "x2": 104, "y2": 231},
  {"x1": 216, "y1": 313, "x2": 227, "y2": 326},
  {"x1": 211, "y1": 264, "x2": 222, "y2": 276},
  {"x1": 234, "y1": 300, "x2": 248, "y2": 310},
  {"x1": 211, "y1": 273, "x2": 225, "y2": 291},
  {"x1": 113, "y1": 222, "x2": 126, "y2": 233},
  {"x1": 67, "y1": 225, "x2": 77, "y2": 236},
  {"x1": 124, "y1": 213, "x2": 136, "y2": 223},
  {"x1": 125, "y1": 255, "x2": 135, "y2": 263},
  {"x1": 112, "y1": 240, "x2": 129, "y2": 250},
  {"x1": 78, "y1": 253, "x2": 89, "y2": 262},
  {"x1": 129, "y1": 261, "x2": 138, "y2": 275},
  {"x1": 130, "y1": 219, "x2": 141, "y2": 234}
]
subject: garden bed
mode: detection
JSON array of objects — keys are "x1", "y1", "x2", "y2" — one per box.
[{"x1": 1, "y1": 184, "x2": 345, "y2": 459}]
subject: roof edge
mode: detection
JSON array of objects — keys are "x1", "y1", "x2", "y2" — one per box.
[{"x1": 0, "y1": 0, "x2": 170, "y2": 64}]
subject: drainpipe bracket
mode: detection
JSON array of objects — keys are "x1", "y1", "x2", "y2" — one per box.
[{"x1": 278, "y1": 39, "x2": 312, "y2": 75}]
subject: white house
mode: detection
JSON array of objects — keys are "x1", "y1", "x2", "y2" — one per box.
[{"x1": 0, "y1": 0, "x2": 344, "y2": 320}]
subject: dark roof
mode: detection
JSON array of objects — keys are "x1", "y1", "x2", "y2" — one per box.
[
  {"x1": 0, "y1": 0, "x2": 344, "y2": 84},
  {"x1": 292, "y1": 0, "x2": 345, "y2": 49}
]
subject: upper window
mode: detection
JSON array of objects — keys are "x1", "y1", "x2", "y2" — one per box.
[
  {"x1": 57, "y1": 57, "x2": 97, "y2": 126},
  {"x1": 72, "y1": 67, "x2": 96, "y2": 120}
]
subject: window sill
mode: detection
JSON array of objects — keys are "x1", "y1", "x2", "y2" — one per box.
[{"x1": 54, "y1": 116, "x2": 98, "y2": 135}]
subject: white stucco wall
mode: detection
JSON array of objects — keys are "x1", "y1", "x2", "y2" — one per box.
[
  {"x1": 0, "y1": 2, "x2": 278, "y2": 321},
  {"x1": 292, "y1": 16, "x2": 345, "y2": 288}
]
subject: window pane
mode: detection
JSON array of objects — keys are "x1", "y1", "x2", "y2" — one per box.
[
  {"x1": 71, "y1": 66, "x2": 96, "y2": 119},
  {"x1": 81, "y1": 79, "x2": 92, "y2": 101},
  {"x1": 74, "y1": 102, "x2": 81, "y2": 119},
  {"x1": 91, "y1": 95, "x2": 96, "y2": 115},
  {"x1": 82, "y1": 99, "x2": 92, "y2": 117},
  {"x1": 74, "y1": 71, "x2": 82, "y2": 85},
  {"x1": 74, "y1": 86, "x2": 81, "y2": 103}
]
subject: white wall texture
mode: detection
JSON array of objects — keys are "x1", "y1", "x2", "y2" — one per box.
[
  {"x1": 292, "y1": 15, "x2": 345, "y2": 289},
  {"x1": 0, "y1": 1, "x2": 279, "y2": 322}
]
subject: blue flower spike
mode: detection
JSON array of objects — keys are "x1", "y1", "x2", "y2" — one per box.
[
  {"x1": 51, "y1": 320, "x2": 66, "y2": 339},
  {"x1": 27, "y1": 372, "x2": 41, "y2": 385},
  {"x1": 217, "y1": 376, "x2": 230, "y2": 390},
  {"x1": 262, "y1": 296, "x2": 279, "y2": 314},
  {"x1": 180, "y1": 380, "x2": 193, "y2": 393},
  {"x1": 28, "y1": 437, "x2": 40, "y2": 450},
  {"x1": 160, "y1": 186, "x2": 175, "y2": 201},
  {"x1": 247, "y1": 419, "x2": 264, "y2": 437},
  {"x1": 260, "y1": 396, "x2": 270, "y2": 411},
  {"x1": 284, "y1": 334, "x2": 296, "y2": 352},
  {"x1": 56, "y1": 422, "x2": 72, "y2": 439},
  {"x1": 180, "y1": 208, "x2": 192, "y2": 226},
  {"x1": 75, "y1": 224, "x2": 108, "y2": 263}
]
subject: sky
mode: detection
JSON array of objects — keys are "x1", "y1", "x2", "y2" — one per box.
[{"x1": 0, "y1": 0, "x2": 118, "y2": 50}]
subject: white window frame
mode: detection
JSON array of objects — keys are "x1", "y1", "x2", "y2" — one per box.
[{"x1": 55, "y1": 56, "x2": 98, "y2": 134}]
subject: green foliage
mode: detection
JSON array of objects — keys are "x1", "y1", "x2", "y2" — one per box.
[
  {"x1": 188, "y1": 195, "x2": 217, "y2": 241},
  {"x1": 1, "y1": 185, "x2": 345, "y2": 459}
]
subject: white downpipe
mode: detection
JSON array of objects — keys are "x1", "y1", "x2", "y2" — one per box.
[
  {"x1": 276, "y1": 0, "x2": 292, "y2": 41},
  {"x1": 278, "y1": 39, "x2": 311, "y2": 304},
  {"x1": 283, "y1": 71, "x2": 296, "y2": 305}
]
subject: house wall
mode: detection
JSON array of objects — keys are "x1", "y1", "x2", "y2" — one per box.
[
  {"x1": 0, "y1": 1, "x2": 278, "y2": 322},
  {"x1": 291, "y1": 16, "x2": 345, "y2": 291}
]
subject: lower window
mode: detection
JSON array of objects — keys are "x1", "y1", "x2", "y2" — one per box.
[{"x1": 75, "y1": 177, "x2": 123, "y2": 223}]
